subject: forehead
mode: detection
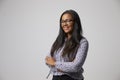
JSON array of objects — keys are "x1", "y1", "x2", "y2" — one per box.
[{"x1": 61, "y1": 13, "x2": 73, "y2": 20}]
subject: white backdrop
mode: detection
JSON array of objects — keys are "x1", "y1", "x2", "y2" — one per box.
[{"x1": 0, "y1": 0, "x2": 120, "y2": 80}]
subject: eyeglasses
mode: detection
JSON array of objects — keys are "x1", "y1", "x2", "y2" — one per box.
[{"x1": 61, "y1": 19, "x2": 74, "y2": 24}]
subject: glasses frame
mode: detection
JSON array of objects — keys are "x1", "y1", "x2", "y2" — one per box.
[{"x1": 61, "y1": 19, "x2": 74, "y2": 25}]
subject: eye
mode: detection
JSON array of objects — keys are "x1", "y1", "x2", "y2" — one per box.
[
  {"x1": 67, "y1": 20, "x2": 73, "y2": 22},
  {"x1": 61, "y1": 19, "x2": 73, "y2": 24}
]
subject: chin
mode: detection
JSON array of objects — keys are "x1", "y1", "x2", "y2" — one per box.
[
  {"x1": 64, "y1": 31, "x2": 69, "y2": 33},
  {"x1": 64, "y1": 30, "x2": 72, "y2": 34},
  {"x1": 64, "y1": 30, "x2": 70, "y2": 33}
]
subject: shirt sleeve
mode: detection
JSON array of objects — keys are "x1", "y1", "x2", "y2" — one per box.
[{"x1": 55, "y1": 38, "x2": 89, "y2": 73}]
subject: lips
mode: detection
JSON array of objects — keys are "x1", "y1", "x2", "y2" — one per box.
[
  {"x1": 62, "y1": 25, "x2": 72, "y2": 33},
  {"x1": 63, "y1": 26, "x2": 69, "y2": 30},
  {"x1": 64, "y1": 28, "x2": 69, "y2": 30}
]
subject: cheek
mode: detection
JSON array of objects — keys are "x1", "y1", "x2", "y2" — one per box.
[
  {"x1": 70, "y1": 24, "x2": 74, "y2": 30},
  {"x1": 61, "y1": 26, "x2": 64, "y2": 30}
]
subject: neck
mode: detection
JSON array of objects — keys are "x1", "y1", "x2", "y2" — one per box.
[{"x1": 67, "y1": 34, "x2": 71, "y2": 39}]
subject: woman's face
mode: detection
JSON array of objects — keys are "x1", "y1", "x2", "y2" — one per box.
[{"x1": 61, "y1": 13, "x2": 74, "y2": 34}]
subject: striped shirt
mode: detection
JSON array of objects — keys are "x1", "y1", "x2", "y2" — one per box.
[{"x1": 46, "y1": 37, "x2": 89, "y2": 80}]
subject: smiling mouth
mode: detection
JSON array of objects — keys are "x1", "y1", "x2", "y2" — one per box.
[
  {"x1": 64, "y1": 27, "x2": 69, "y2": 29},
  {"x1": 64, "y1": 28, "x2": 69, "y2": 31},
  {"x1": 63, "y1": 26, "x2": 69, "y2": 29}
]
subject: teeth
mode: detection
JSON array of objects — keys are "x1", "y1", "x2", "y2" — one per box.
[
  {"x1": 64, "y1": 28, "x2": 68, "y2": 30},
  {"x1": 64, "y1": 27, "x2": 69, "y2": 29}
]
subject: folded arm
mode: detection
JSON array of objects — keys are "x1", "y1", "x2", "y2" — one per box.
[{"x1": 55, "y1": 39, "x2": 89, "y2": 73}]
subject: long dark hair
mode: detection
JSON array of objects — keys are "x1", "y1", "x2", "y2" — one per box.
[{"x1": 50, "y1": 10, "x2": 83, "y2": 61}]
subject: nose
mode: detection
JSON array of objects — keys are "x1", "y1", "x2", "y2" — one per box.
[{"x1": 62, "y1": 22, "x2": 68, "y2": 26}]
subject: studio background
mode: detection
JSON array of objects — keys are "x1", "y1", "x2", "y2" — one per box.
[{"x1": 0, "y1": 0, "x2": 120, "y2": 80}]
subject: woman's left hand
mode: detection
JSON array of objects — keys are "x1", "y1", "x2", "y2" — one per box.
[{"x1": 45, "y1": 56, "x2": 55, "y2": 66}]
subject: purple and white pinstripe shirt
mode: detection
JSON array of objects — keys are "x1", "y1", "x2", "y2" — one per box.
[{"x1": 46, "y1": 37, "x2": 89, "y2": 80}]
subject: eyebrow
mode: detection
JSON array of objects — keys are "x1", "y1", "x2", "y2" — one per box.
[{"x1": 61, "y1": 19, "x2": 73, "y2": 21}]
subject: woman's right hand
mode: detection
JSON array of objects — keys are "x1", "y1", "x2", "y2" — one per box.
[{"x1": 45, "y1": 56, "x2": 56, "y2": 66}]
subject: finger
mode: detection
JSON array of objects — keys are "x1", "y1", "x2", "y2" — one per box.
[
  {"x1": 46, "y1": 58, "x2": 49, "y2": 61},
  {"x1": 46, "y1": 57, "x2": 51, "y2": 61},
  {"x1": 45, "y1": 56, "x2": 49, "y2": 60}
]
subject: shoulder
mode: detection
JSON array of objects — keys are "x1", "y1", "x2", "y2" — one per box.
[
  {"x1": 78, "y1": 37, "x2": 89, "y2": 51},
  {"x1": 80, "y1": 37, "x2": 89, "y2": 44}
]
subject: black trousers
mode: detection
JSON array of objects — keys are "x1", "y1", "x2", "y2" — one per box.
[{"x1": 52, "y1": 75, "x2": 83, "y2": 80}]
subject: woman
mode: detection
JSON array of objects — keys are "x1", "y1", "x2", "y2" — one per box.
[{"x1": 45, "y1": 10, "x2": 89, "y2": 80}]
